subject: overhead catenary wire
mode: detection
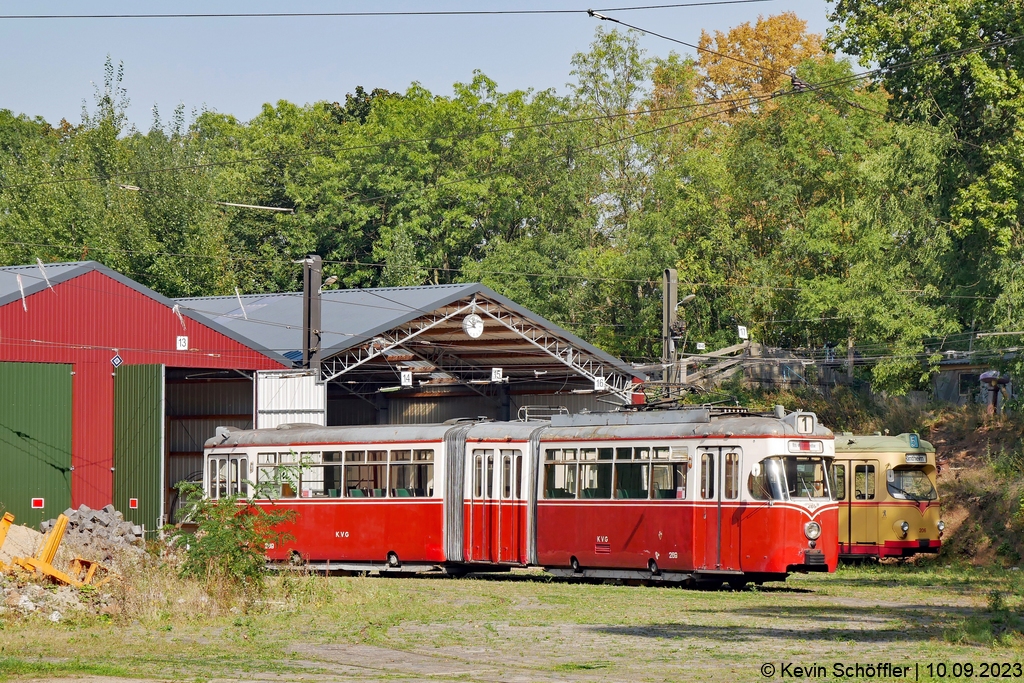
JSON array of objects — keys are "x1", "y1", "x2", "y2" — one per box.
[
  {"x1": 117, "y1": 184, "x2": 294, "y2": 213},
  {"x1": 589, "y1": 10, "x2": 792, "y2": 79},
  {"x1": 0, "y1": 1, "x2": 776, "y2": 20}
]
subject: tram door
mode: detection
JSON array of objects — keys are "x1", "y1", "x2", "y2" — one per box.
[
  {"x1": 468, "y1": 448, "x2": 522, "y2": 564},
  {"x1": 850, "y1": 460, "x2": 879, "y2": 547},
  {"x1": 497, "y1": 450, "x2": 524, "y2": 564},
  {"x1": 697, "y1": 448, "x2": 720, "y2": 569},
  {"x1": 697, "y1": 447, "x2": 741, "y2": 570},
  {"x1": 468, "y1": 449, "x2": 495, "y2": 562}
]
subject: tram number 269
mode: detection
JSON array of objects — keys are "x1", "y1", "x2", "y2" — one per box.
[{"x1": 335, "y1": 531, "x2": 350, "y2": 538}]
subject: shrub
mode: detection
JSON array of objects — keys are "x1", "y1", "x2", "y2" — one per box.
[{"x1": 171, "y1": 482, "x2": 293, "y2": 594}]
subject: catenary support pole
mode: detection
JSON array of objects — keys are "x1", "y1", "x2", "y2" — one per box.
[
  {"x1": 303, "y1": 255, "x2": 323, "y2": 374},
  {"x1": 662, "y1": 268, "x2": 678, "y2": 384}
]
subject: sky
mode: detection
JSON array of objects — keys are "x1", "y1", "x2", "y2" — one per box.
[{"x1": 0, "y1": 0, "x2": 839, "y2": 129}]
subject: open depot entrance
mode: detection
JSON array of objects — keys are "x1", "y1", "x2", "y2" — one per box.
[{"x1": 113, "y1": 366, "x2": 256, "y2": 528}]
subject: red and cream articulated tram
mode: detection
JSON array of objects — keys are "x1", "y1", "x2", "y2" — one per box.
[{"x1": 203, "y1": 407, "x2": 838, "y2": 586}]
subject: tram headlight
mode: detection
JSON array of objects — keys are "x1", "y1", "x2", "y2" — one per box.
[
  {"x1": 804, "y1": 521, "x2": 821, "y2": 540},
  {"x1": 895, "y1": 520, "x2": 910, "y2": 539},
  {"x1": 937, "y1": 520, "x2": 946, "y2": 534}
]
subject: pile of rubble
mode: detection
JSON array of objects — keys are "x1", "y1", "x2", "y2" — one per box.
[
  {"x1": 41, "y1": 504, "x2": 145, "y2": 559},
  {"x1": 0, "y1": 571, "x2": 116, "y2": 621}
]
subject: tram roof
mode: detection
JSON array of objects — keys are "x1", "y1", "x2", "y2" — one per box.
[
  {"x1": 206, "y1": 412, "x2": 832, "y2": 449},
  {"x1": 541, "y1": 415, "x2": 833, "y2": 441},
  {"x1": 834, "y1": 433, "x2": 934, "y2": 453}
]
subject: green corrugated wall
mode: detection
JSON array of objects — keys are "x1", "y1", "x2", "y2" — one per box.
[
  {"x1": 0, "y1": 362, "x2": 73, "y2": 528},
  {"x1": 114, "y1": 364, "x2": 164, "y2": 531}
]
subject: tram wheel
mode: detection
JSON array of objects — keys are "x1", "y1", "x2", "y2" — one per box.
[
  {"x1": 728, "y1": 579, "x2": 747, "y2": 591},
  {"x1": 648, "y1": 559, "x2": 660, "y2": 576},
  {"x1": 387, "y1": 551, "x2": 401, "y2": 568},
  {"x1": 570, "y1": 556, "x2": 581, "y2": 573}
]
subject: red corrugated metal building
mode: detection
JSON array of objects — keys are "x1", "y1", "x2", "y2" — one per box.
[{"x1": 0, "y1": 261, "x2": 287, "y2": 528}]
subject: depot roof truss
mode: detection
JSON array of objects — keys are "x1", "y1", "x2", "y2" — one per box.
[{"x1": 319, "y1": 295, "x2": 636, "y2": 404}]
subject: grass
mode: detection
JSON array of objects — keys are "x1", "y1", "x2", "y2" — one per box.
[{"x1": 1, "y1": 563, "x2": 1022, "y2": 681}]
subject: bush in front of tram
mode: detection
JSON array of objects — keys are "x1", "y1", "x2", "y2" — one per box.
[{"x1": 170, "y1": 482, "x2": 294, "y2": 593}]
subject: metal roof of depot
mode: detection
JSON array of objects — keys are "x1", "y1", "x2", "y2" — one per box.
[
  {"x1": 177, "y1": 282, "x2": 643, "y2": 380},
  {"x1": 0, "y1": 260, "x2": 290, "y2": 365}
]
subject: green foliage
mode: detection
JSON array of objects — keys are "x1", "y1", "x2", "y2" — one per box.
[
  {"x1": 828, "y1": 0, "x2": 1024, "y2": 347},
  {"x1": 171, "y1": 482, "x2": 293, "y2": 592}
]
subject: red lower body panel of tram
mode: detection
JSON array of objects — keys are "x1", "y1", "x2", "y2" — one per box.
[
  {"x1": 257, "y1": 500, "x2": 445, "y2": 564},
  {"x1": 535, "y1": 502, "x2": 838, "y2": 575}
]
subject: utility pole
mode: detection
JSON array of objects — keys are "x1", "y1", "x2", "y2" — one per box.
[
  {"x1": 846, "y1": 336, "x2": 855, "y2": 383},
  {"x1": 302, "y1": 255, "x2": 323, "y2": 375},
  {"x1": 662, "y1": 268, "x2": 678, "y2": 384}
]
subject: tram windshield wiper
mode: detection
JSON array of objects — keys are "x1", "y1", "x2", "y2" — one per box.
[{"x1": 889, "y1": 484, "x2": 918, "y2": 500}]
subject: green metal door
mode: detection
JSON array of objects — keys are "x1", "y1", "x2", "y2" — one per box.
[
  {"x1": 114, "y1": 364, "x2": 164, "y2": 532},
  {"x1": 0, "y1": 362, "x2": 73, "y2": 528}
]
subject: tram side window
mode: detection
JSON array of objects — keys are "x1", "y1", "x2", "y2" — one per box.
[
  {"x1": 615, "y1": 462, "x2": 649, "y2": 498},
  {"x1": 854, "y1": 464, "x2": 875, "y2": 500},
  {"x1": 544, "y1": 463, "x2": 578, "y2": 498},
  {"x1": 321, "y1": 452, "x2": 343, "y2": 498},
  {"x1": 298, "y1": 452, "x2": 323, "y2": 498},
  {"x1": 208, "y1": 456, "x2": 251, "y2": 498},
  {"x1": 652, "y1": 463, "x2": 685, "y2": 499},
  {"x1": 274, "y1": 451, "x2": 300, "y2": 498},
  {"x1": 748, "y1": 458, "x2": 786, "y2": 501},
  {"x1": 832, "y1": 464, "x2": 847, "y2": 500},
  {"x1": 724, "y1": 451, "x2": 740, "y2": 500},
  {"x1": 391, "y1": 449, "x2": 434, "y2": 497},
  {"x1": 255, "y1": 452, "x2": 299, "y2": 499},
  {"x1": 345, "y1": 450, "x2": 386, "y2": 497},
  {"x1": 207, "y1": 459, "x2": 218, "y2": 498},
  {"x1": 700, "y1": 452, "x2": 715, "y2": 499},
  {"x1": 580, "y1": 462, "x2": 612, "y2": 498}
]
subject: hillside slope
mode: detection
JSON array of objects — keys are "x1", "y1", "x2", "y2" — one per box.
[{"x1": 929, "y1": 409, "x2": 1024, "y2": 565}]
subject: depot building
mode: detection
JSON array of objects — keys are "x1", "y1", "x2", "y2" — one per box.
[{"x1": 0, "y1": 260, "x2": 644, "y2": 531}]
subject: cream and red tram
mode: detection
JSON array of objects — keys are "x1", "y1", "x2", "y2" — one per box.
[
  {"x1": 833, "y1": 432, "x2": 943, "y2": 560},
  {"x1": 204, "y1": 408, "x2": 838, "y2": 585}
]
